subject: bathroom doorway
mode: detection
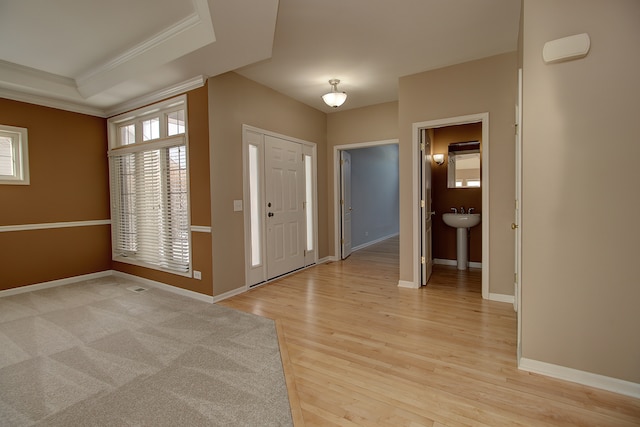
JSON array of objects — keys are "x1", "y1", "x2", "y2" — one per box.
[{"x1": 412, "y1": 113, "x2": 489, "y2": 298}]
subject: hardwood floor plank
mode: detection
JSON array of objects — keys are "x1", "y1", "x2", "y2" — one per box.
[{"x1": 220, "y1": 236, "x2": 640, "y2": 426}]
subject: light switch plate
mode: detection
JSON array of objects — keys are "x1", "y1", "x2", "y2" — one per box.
[
  {"x1": 233, "y1": 200, "x2": 243, "y2": 211},
  {"x1": 193, "y1": 270, "x2": 202, "y2": 280}
]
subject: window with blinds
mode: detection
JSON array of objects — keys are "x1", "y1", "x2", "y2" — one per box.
[{"x1": 107, "y1": 96, "x2": 190, "y2": 275}]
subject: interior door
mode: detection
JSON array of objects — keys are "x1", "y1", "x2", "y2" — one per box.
[
  {"x1": 421, "y1": 129, "x2": 434, "y2": 285},
  {"x1": 340, "y1": 150, "x2": 352, "y2": 259},
  {"x1": 265, "y1": 135, "x2": 305, "y2": 279}
]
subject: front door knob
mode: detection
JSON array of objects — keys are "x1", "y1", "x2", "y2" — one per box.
[{"x1": 511, "y1": 223, "x2": 519, "y2": 230}]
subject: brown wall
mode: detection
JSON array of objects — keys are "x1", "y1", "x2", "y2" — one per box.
[
  {"x1": 399, "y1": 52, "x2": 517, "y2": 294},
  {"x1": 111, "y1": 84, "x2": 213, "y2": 295},
  {"x1": 0, "y1": 98, "x2": 111, "y2": 290},
  {"x1": 208, "y1": 72, "x2": 327, "y2": 296},
  {"x1": 522, "y1": 0, "x2": 640, "y2": 383},
  {"x1": 432, "y1": 123, "x2": 482, "y2": 263},
  {"x1": 326, "y1": 101, "x2": 399, "y2": 256}
]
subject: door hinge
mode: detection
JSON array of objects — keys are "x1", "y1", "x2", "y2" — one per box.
[
  {"x1": 515, "y1": 123, "x2": 519, "y2": 136},
  {"x1": 420, "y1": 199, "x2": 425, "y2": 208},
  {"x1": 340, "y1": 159, "x2": 344, "y2": 165},
  {"x1": 421, "y1": 256, "x2": 426, "y2": 264},
  {"x1": 514, "y1": 273, "x2": 518, "y2": 283},
  {"x1": 341, "y1": 238, "x2": 345, "y2": 244},
  {"x1": 340, "y1": 199, "x2": 344, "y2": 205},
  {"x1": 303, "y1": 201, "x2": 306, "y2": 209}
]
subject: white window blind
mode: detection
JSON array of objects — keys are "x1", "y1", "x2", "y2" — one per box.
[{"x1": 107, "y1": 96, "x2": 190, "y2": 275}]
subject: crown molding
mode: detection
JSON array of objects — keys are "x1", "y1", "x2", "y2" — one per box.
[
  {"x1": 0, "y1": 87, "x2": 107, "y2": 117},
  {"x1": 75, "y1": 0, "x2": 215, "y2": 98},
  {"x1": 104, "y1": 75, "x2": 207, "y2": 117},
  {"x1": 75, "y1": 15, "x2": 203, "y2": 87},
  {"x1": 0, "y1": 75, "x2": 207, "y2": 118}
]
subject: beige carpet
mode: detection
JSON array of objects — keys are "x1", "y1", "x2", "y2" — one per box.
[{"x1": 0, "y1": 276, "x2": 293, "y2": 426}]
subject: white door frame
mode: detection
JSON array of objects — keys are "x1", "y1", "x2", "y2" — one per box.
[
  {"x1": 411, "y1": 113, "x2": 489, "y2": 298},
  {"x1": 515, "y1": 69, "x2": 523, "y2": 361},
  {"x1": 340, "y1": 150, "x2": 352, "y2": 259},
  {"x1": 332, "y1": 139, "x2": 399, "y2": 260},
  {"x1": 242, "y1": 124, "x2": 318, "y2": 288}
]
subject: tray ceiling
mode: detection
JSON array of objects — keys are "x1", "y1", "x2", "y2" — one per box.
[{"x1": 0, "y1": 0, "x2": 520, "y2": 116}]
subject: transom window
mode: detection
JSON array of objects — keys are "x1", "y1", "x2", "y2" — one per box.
[
  {"x1": 0, "y1": 125, "x2": 29, "y2": 185},
  {"x1": 107, "y1": 96, "x2": 191, "y2": 275}
]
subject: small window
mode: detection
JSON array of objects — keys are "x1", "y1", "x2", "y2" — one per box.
[
  {"x1": 0, "y1": 125, "x2": 29, "y2": 185},
  {"x1": 120, "y1": 124, "x2": 135, "y2": 145},
  {"x1": 142, "y1": 117, "x2": 160, "y2": 141},
  {"x1": 167, "y1": 110, "x2": 185, "y2": 136}
]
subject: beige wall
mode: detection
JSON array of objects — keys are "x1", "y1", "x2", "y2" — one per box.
[
  {"x1": 399, "y1": 53, "x2": 517, "y2": 294},
  {"x1": 326, "y1": 101, "x2": 399, "y2": 256},
  {"x1": 0, "y1": 98, "x2": 111, "y2": 290},
  {"x1": 522, "y1": 0, "x2": 640, "y2": 383},
  {"x1": 208, "y1": 72, "x2": 327, "y2": 296}
]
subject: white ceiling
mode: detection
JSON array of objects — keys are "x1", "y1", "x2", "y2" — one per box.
[{"x1": 0, "y1": 0, "x2": 521, "y2": 116}]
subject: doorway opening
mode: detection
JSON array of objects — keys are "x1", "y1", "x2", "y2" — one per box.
[
  {"x1": 412, "y1": 113, "x2": 489, "y2": 298},
  {"x1": 333, "y1": 139, "x2": 399, "y2": 261}
]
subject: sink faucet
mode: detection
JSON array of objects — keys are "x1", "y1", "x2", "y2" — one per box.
[
  {"x1": 450, "y1": 207, "x2": 458, "y2": 214},
  {"x1": 468, "y1": 207, "x2": 475, "y2": 214},
  {"x1": 460, "y1": 206, "x2": 465, "y2": 214}
]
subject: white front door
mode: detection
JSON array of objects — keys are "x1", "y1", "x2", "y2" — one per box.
[
  {"x1": 265, "y1": 135, "x2": 305, "y2": 279},
  {"x1": 341, "y1": 150, "x2": 352, "y2": 259},
  {"x1": 421, "y1": 129, "x2": 434, "y2": 285}
]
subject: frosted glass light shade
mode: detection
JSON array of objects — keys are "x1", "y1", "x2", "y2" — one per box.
[{"x1": 322, "y1": 91, "x2": 347, "y2": 108}]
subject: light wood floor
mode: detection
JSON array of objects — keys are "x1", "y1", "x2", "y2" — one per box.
[{"x1": 220, "y1": 236, "x2": 640, "y2": 426}]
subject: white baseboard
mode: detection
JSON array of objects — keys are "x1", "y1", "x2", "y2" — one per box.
[
  {"x1": 434, "y1": 258, "x2": 482, "y2": 269},
  {"x1": 488, "y1": 293, "x2": 515, "y2": 304},
  {"x1": 519, "y1": 357, "x2": 640, "y2": 399},
  {"x1": 212, "y1": 286, "x2": 247, "y2": 303},
  {"x1": 318, "y1": 256, "x2": 339, "y2": 264},
  {"x1": 112, "y1": 271, "x2": 214, "y2": 303},
  {"x1": 398, "y1": 280, "x2": 420, "y2": 289},
  {"x1": 0, "y1": 271, "x2": 113, "y2": 297},
  {"x1": 351, "y1": 232, "x2": 399, "y2": 253}
]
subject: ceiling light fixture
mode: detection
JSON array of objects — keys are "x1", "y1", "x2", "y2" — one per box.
[{"x1": 322, "y1": 79, "x2": 347, "y2": 108}]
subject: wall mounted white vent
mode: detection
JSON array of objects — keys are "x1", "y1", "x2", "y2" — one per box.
[{"x1": 543, "y1": 33, "x2": 590, "y2": 64}]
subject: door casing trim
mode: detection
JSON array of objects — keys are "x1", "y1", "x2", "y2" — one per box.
[
  {"x1": 332, "y1": 139, "x2": 399, "y2": 262},
  {"x1": 411, "y1": 113, "x2": 489, "y2": 298},
  {"x1": 241, "y1": 124, "x2": 318, "y2": 289}
]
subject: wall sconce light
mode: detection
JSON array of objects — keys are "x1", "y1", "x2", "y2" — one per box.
[
  {"x1": 433, "y1": 154, "x2": 445, "y2": 165},
  {"x1": 322, "y1": 79, "x2": 347, "y2": 108}
]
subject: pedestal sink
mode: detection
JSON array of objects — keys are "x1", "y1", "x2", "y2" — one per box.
[{"x1": 442, "y1": 213, "x2": 481, "y2": 270}]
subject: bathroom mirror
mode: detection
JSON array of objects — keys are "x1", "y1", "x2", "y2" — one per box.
[{"x1": 447, "y1": 141, "x2": 480, "y2": 188}]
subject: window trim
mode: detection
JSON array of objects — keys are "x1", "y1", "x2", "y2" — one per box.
[
  {"x1": 0, "y1": 125, "x2": 30, "y2": 185},
  {"x1": 107, "y1": 95, "x2": 192, "y2": 277}
]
